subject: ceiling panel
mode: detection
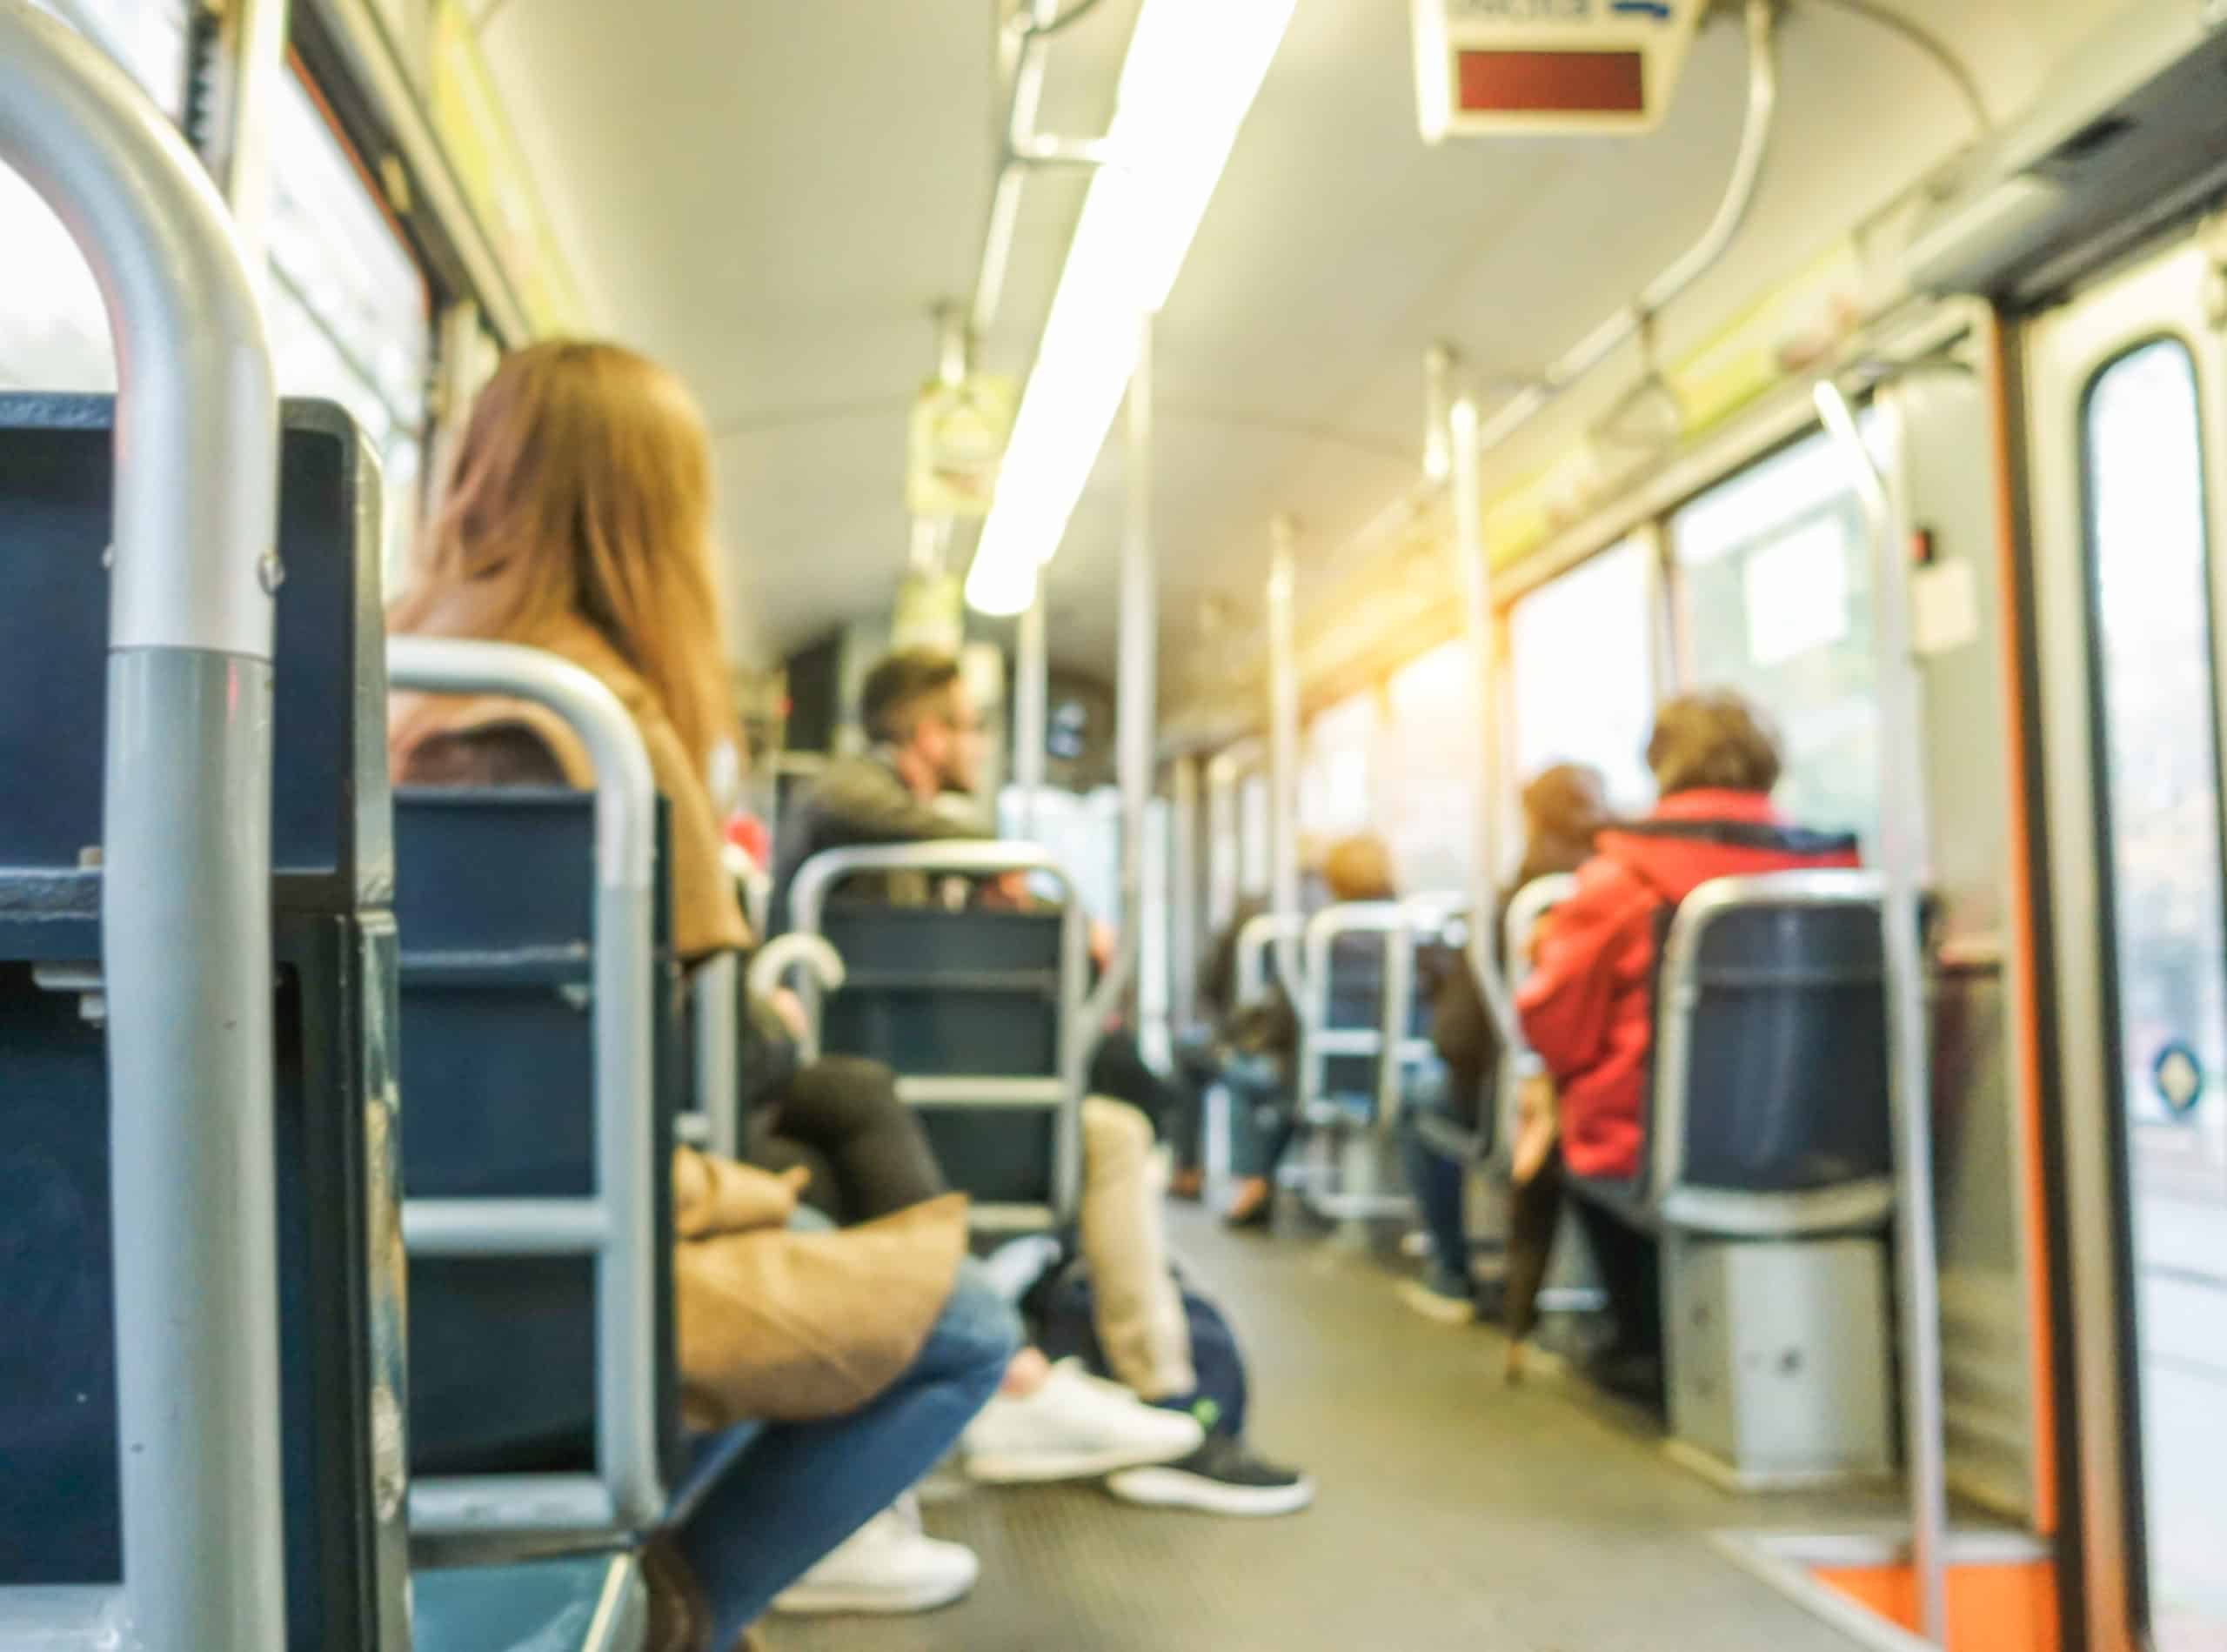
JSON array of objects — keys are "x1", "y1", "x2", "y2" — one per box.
[{"x1": 470, "y1": 0, "x2": 2137, "y2": 694}]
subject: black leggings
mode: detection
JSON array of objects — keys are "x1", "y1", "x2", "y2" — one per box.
[
  {"x1": 1087, "y1": 1030, "x2": 1187, "y2": 1140},
  {"x1": 1572, "y1": 1199, "x2": 1662, "y2": 1358},
  {"x1": 746, "y1": 1056, "x2": 946, "y2": 1223}
]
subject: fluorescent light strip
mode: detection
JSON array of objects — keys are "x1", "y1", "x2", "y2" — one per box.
[{"x1": 966, "y1": 0, "x2": 1298, "y2": 616}]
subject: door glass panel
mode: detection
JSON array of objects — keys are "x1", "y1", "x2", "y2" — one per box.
[
  {"x1": 1671, "y1": 427, "x2": 1883, "y2": 847},
  {"x1": 2083, "y1": 336, "x2": 2227, "y2": 1647}
]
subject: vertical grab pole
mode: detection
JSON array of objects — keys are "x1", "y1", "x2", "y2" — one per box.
[
  {"x1": 1089, "y1": 311, "x2": 1157, "y2": 1026},
  {"x1": 1170, "y1": 753, "x2": 1201, "y2": 1033},
  {"x1": 1267, "y1": 515, "x2": 1307, "y2": 1004},
  {"x1": 0, "y1": 4, "x2": 286, "y2": 1643},
  {"x1": 1817, "y1": 380, "x2": 1947, "y2": 1647},
  {"x1": 1450, "y1": 389, "x2": 1521, "y2": 1050},
  {"x1": 1014, "y1": 578, "x2": 1048, "y2": 840}
]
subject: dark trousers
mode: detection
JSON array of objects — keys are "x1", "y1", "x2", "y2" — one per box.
[
  {"x1": 1571, "y1": 1198, "x2": 1662, "y2": 1358},
  {"x1": 1398, "y1": 1108, "x2": 1470, "y2": 1287},
  {"x1": 1087, "y1": 1029, "x2": 1187, "y2": 1140},
  {"x1": 747, "y1": 1055, "x2": 947, "y2": 1222}
]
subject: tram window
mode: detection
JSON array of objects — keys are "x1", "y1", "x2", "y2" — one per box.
[
  {"x1": 1671, "y1": 426, "x2": 1883, "y2": 845},
  {"x1": 1299, "y1": 691, "x2": 1378, "y2": 840},
  {"x1": 0, "y1": 0, "x2": 188, "y2": 392},
  {"x1": 267, "y1": 65, "x2": 432, "y2": 582},
  {"x1": 1383, "y1": 639, "x2": 1476, "y2": 895},
  {"x1": 1508, "y1": 536, "x2": 1657, "y2": 811}
]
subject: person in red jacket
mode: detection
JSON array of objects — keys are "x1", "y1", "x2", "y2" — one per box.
[{"x1": 1515, "y1": 690, "x2": 1858, "y2": 1398}]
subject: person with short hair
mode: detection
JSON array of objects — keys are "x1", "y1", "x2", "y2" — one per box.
[
  {"x1": 1516, "y1": 690, "x2": 1858, "y2": 1402},
  {"x1": 775, "y1": 650, "x2": 1316, "y2": 1516},
  {"x1": 766, "y1": 648, "x2": 989, "y2": 931}
]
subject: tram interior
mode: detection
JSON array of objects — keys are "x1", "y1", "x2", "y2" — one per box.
[{"x1": 3, "y1": 1, "x2": 2227, "y2": 1649}]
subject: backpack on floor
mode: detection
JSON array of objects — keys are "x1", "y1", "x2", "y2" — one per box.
[{"x1": 1025, "y1": 1258, "x2": 1249, "y2": 1441}]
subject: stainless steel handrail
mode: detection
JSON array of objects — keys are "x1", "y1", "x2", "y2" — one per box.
[
  {"x1": 1496, "y1": 874, "x2": 1575, "y2": 1163},
  {"x1": 389, "y1": 637, "x2": 665, "y2": 1536},
  {"x1": 692, "y1": 953, "x2": 742, "y2": 1160},
  {"x1": 787, "y1": 841, "x2": 1090, "y2": 1220},
  {"x1": 0, "y1": 4, "x2": 283, "y2": 1642},
  {"x1": 1822, "y1": 373, "x2": 1949, "y2": 1646},
  {"x1": 1235, "y1": 910, "x2": 1304, "y2": 1006}
]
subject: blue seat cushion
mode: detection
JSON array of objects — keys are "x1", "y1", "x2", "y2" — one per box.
[{"x1": 411, "y1": 1552, "x2": 643, "y2": 1652}]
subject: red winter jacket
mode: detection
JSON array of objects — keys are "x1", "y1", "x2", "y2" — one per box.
[{"x1": 1515, "y1": 789, "x2": 1860, "y2": 1181}]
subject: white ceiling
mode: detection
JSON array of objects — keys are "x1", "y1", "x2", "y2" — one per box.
[{"x1": 478, "y1": 0, "x2": 2125, "y2": 697}]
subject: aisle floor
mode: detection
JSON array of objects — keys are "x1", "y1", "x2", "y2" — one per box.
[{"x1": 763, "y1": 1207, "x2": 1876, "y2": 1652}]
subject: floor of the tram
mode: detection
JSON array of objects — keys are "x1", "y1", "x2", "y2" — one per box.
[{"x1": 761, "y1": 1203, "x2": 1888, "y2": 1652}]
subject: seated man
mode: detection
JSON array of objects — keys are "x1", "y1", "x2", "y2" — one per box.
[
  {"x1": 774, "y1": 647, "x2": 1312, "y2": 1515},
  {"x1": 1516, "y1": 691, "x2": 1857, "y2": 1404}
]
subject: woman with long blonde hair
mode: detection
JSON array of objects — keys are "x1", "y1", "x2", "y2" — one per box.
[
  {"x1": 389, "y1": 341, "x2": 1013, "y2": 1642},
  {"x1": 388, "y1": 342, "x2": 1207, "y2": 1641}
]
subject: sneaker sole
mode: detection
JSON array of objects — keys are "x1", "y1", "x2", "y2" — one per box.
[
  {"x1": 772, "y1": 1569, "x2": 978, "y2": 1617},
  {"x1": 1397, "y1": 1280, "x2": 1477, "y2": 1325},
  {"x1": 1104, "y1": 1467, "x2": 1317, "y2": 1518},
  {"x1": 964, "y1": 1433, "x2": 1200, "y2": 1486}
]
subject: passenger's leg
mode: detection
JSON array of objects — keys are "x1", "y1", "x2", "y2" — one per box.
[
  {"x1": 1570, "y1": 1201, "x2": 1663, "y2": 1406},
  {"x1": 1224, "y1": 1090, "x2": 1294, "y2": 1227},
  {"x1": 1396, "y1": 1108, "x2": 1475, "y2": 1321},
  {"x1": 679, "y1": 1256, "x2": 1020, "y2": 1642},
  {"x1": 1087, "y1": 1030, "x2": 1185, "y2": 1139},
  {"x1": 760, "y1": 1056, "x2": 947, "y2": 1220},
  {"x1": 1076, "y1": 1095, "x2": 1197, "y2": 1401},
  {"x1": 742, "y1": 1127, "x2": 842, "y2": 1222}
]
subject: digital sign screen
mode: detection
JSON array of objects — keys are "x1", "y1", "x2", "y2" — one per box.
[{"x1": 1455, "y1": 49, "x2": 1646, "y2": 115}]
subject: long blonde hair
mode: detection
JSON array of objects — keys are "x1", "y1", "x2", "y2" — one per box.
[{"x1": 391, "y1": 340, "x2": 736, "y2": 772}]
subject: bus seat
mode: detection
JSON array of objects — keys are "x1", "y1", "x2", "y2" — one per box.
[
  {"x1": 391, "y1": 788, "x2": 683, "y2": 1522},
  {"x1": 784, "y1": 843, "x2": 1088, "y2": 1231},
  {"x1": 1293, "y1": 902, "x2": 1448, "y2": 1221},
  {"x1": 0, "y1": 397, "x2": 406, "y2": 1647},
  {"x1": 820, "y1": 904, "x2": 1067, "y2": 1220},
  {"x1": 410, "y1": 1550, "x2": 648, "y2": 1652},
  {"x1": 1568, "y1": 870, "x2": 1898, "y2": 1488}
]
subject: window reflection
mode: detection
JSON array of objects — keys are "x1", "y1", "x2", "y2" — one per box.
[
  {"x1": 267, "y1": 69, "x2": 431, "y2": 581},
  {"x1": 0, "y1": 0, "x2": 187, "y2": 392},
  {"x1": 1672, "y1": 428, "x2": 1883, "y2": 846},
  {"x1": 1508, "y1": 536, "x2": 1657, "y2": 814}
]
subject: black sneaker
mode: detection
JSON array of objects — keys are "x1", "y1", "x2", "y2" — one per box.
[{"x1": 1104, "y1": 1435, "x2": 1315, "y2": 1517}]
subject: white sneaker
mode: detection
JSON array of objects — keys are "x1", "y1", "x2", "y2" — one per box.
[
  {"x1": 962, "y1": 1359, "x2": 1205, "y2": 1484},
  {"x1": 770, "y1": 1494, "x2": 979, "y2": 1616}
]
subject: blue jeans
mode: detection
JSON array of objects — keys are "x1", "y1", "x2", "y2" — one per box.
[
  {"x1": 1227, "y1": 1082, "x2": 1297, "y2": 1180},
  {"x1": 679, "y1": 1232, "x2": 1020, "y2": 1642},
  {"x1": 1400, "y1": 1104, "x2": 1470, "y2": 1294}
]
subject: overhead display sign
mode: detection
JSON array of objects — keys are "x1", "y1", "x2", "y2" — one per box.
[
  {"x1": 907, "y1": 375, "x2": 1017, "y2": 518},
  {"x1": 1412, "y1": 0, "x2": 1708, "y2": 140}
]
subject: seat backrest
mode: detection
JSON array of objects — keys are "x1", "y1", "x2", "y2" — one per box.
[
  {"x1": 392, "y1": 790, "x2": 681, "y2": 1495},
  {"x1": 1651, "y1": 872, "x2": 1893, "y2": 1225},
  {"x1": 819, "y1": 904, "x2": 1067, "y2": 1210},
  {"x1": 0, "y1": 397, "x2": 403, "y2": 1648},
  {"x1": 786, "y1": 843, "x2": 1086, "y2": 1227}
]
